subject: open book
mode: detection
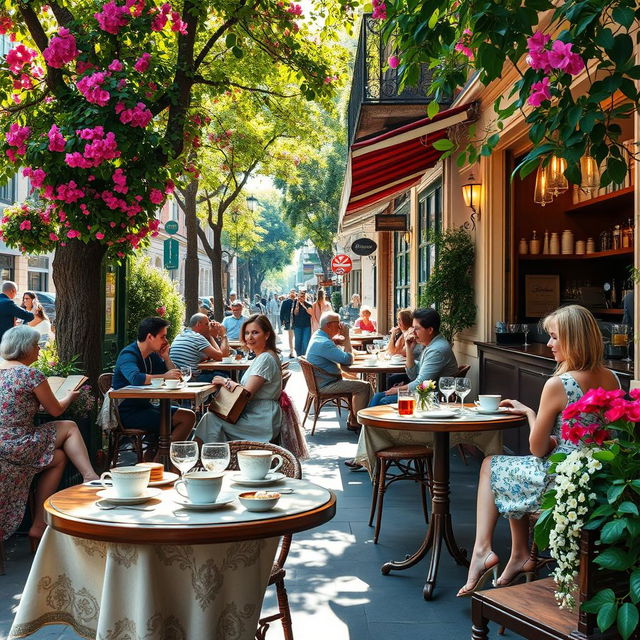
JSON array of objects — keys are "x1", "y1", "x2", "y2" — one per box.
[{"x1": 47, "y1": 374, "x2": 88, "y2": 401}]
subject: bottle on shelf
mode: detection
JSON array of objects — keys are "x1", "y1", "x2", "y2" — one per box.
[
  {"x1": 586, "y1": 237, "x2": 595, "y2": 253},
  {"x1": 519, "y1": 238, "x2": 528, "y2": 255},
  {"x1": 530, "y1": 230, "x2": 540, "y2": 255},
  {"x1": 542, "y1": 230, "x2": 550, "y2": 255},
  {"x1": 561, "y1": 229, "x2": 574, "y2": 255},
  {"x1": 549, "y1": 232, "x2": 560, "y2": 255},
  {"x1": 622, "y1": 221, "x2": 631, "y2": 248},
  {"x1": 613, "y1": 224, "x2": 621, "y2": 250},
  {"x1": 611, "y1": 279, "x2": 617, "y2": 307}
]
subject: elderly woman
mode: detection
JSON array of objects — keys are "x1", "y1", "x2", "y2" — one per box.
[
  {"x1": 0, "y1": 325, "x2": 98, "y2": 548},
  {"x1": 353, "y1": 305, "x2": 377, "y2": 333},
  {"x1": 194, "y1": 314, "x2": 282, "y2": 442}
]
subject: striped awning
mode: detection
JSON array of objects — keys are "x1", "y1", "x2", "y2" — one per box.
[{"x1": 342, "y1": 103, "x2": 475, "y2": 217}]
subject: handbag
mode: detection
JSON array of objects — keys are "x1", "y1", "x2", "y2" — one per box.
[{"x1": 208, "y1": 384, "x2": 251, "y2": 424}]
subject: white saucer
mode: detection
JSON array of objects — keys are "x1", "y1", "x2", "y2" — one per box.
[
  {"x1": 421, "y1": 409, "x2": 458, "y2": 419},
  {"x1": 149, "y1": 471, "x2": 179, "y2": 487},
  {"x1": 473, "y1": 407, "x2": 505, "y2": 415},
  {"x1": 230, "y1": 472, "x2": 286, "y2": 486},
  {"x1": 96, "y1": 488, "x2": 162, "y2": 504},
  {"x1": 173, "y1": 494, "x2": 235, "y2": 511}
]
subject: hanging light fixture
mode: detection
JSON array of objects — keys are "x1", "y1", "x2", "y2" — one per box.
[
  {"x1": 461, "y1": 173, "x2": 482, "y2": 215},
  {"x1": 533, "y1": 164, "x2": 553, "y2": 206},
  {"x1": 580, "y1": 154, "x2": 600, "y2": 195},
  {"x1": 546, "y1": 155, "x2": 568, "y2": 195}
]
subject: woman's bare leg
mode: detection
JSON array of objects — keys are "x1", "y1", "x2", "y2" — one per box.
[
  {"x1": 171, "y1": 409, "x2": 196, "y2": 441},
  {"x1": 457, "y1": 456, "x2": 500, "y2": 596},
  {"x1": 29, "y1": 448, "x2": 67, "y2": 538},
  {"x1": 54, "y1": 420, "x2": 98, "y2": 481},
  {"x1": 495, "y1": 517, "x2": 536, "y2": 585}
]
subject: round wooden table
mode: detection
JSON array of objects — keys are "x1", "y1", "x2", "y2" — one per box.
[
  {"x1": 349, "y1": 333, "x2": 385, "y2": 347},
  {"x1": 357, "y1": 405, "x2": 526, "y2": 601},
  {"x1": 342, "y1": 360, "x2": 405, "y2": 391}
]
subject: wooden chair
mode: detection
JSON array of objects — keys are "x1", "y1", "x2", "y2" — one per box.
[
  {"x1": 227, "y1": 441, "x2": 302, "y2": 640},
  {"x1": 368, "y1": 444, "x2": 433, "y2": 543},
  {"x1": 298, "y1": 357, "x2": 354, "y2": 435},
  {"x1": 471, "y1": 529, "x2": 620, "y2": 640},
  {"x1": 98, "y1": 373, "x2": 149, "y2": 467},
  {"x1": 282, "y1": 369, "x2": 292, "y2": 389}
]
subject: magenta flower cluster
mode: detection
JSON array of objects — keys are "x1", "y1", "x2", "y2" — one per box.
[
  {"x1": 372, "y1": 0, "x2": 387, "y2": 20},
  {"x1": 77, "y1": 71, "x2": 111, "y2": 106},
  {"x1": 526, "y1": 32, "x2": 585, "y2": 106},
  {"x1": 42, "y1": 28, "x2": 79, "y2": 68}
]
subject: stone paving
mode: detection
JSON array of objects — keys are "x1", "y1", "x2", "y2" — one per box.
[{"x1": 0, "y1": 358, "x2": 518, "y2": 640}]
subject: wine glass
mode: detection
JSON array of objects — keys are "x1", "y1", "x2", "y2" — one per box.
[
  {"x1": 455, "y1": 377, "x2": 472, "y2": 413},
  {"x1": 619, "y1": 324, "x2": 632, "y2": 363},
  {"x1": 438, "y1": 376, "x2": 456, "y2": 406},
  {"x1": 170, "y1": 441, "x2": 198, "y2": 477},
  {"x1": 201, "y1": 442, "x2": 231, "y2": 473},
  {"x1": 179, "y1": 365, "x2": 192, "y2": 384},
  {"x1": 521, "y1": 323, "x2": 530, "y2": 347}
]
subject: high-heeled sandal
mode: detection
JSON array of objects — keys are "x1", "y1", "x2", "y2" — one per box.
[
  {"x1": 493, "y1": 559, "x2": 536, "y2": 587},
  {"x1": 457, "y1": 552, "x2": 500, "y2": 597}
]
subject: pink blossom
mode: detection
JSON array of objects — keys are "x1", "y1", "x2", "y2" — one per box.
[
  {"x1": 108, "y1": 59, "x2": 123, "y2": 72},
  {"x1": 19, "y1": 219, "x2": 31, "y2": 231},
  {"x1": 528, "y1": 77, "x2": 551, "y2": 107},
  {"x1": 118, "y1": 102, "x2": 152, "y2": 128},
  {"x1": 5, "y1": 123, "x2": 31, "y2": 155},
  {"x1": 5, "y1": 44, "x2": 37, "y2": 74},
  {"x1": 65, "y1": 152, "x2": 93, "y2": 169},
  {"x1": 170, "y1": 10, "x2": 188, "y2": 34},
  {"x1": 127, "y1": 0, "x2": 146, "y2": 17},
  {"x1": 95, "y1": 231, "x2": 105, "y2": 240},
  {"x1": 388, "y1": 55, "x2": 400, "y2": 69},
  {"x1": 23, "y1": 167, "x2": 46, "y2": 188},
  {"x1": 149, "y1": 188, "x2": 163, "y2": 204},
  {"x1": 164, "y1": 179, "x2": 175, "y2": 194},
  {"x1": 66, "y1": 229, "x2": 81, "y2": 239},
  {"x1": 134, "y1": 53, "x2": 150, "y2": 73},
  {"x1": 0, "y1": 15, "x2": 14, "y2": 36},
  {"x1": 547, "y1": 40, "x2": 583, "y2": 75},
  {"x1": 76, "y1": 126, "x2": 105, "y2": 140},
  {"x1": 526, "y1": 32, "x2": 552, "y2": 73},
  {"x1": 49, "y1": 233, "x2": 59, "y2": 241},
  {"x1": 371, "y1": 0, "x2": 387, "y2": 20},
  {"x1": 287, "y1": 3, "x2": 303, "y2": 15},
  {"x1": 112, "y1": 168, "x2": 128, "y2": 193},
  {"x1": 151, "y1": 12, "x2": 168, "y2": 31},
  {"x1": 94, "y1": 1, "x2": 130, "y2": 34},
  {"x1": 42, "y1": 28, "x2": 79, "y2": 68},
  {"x1": 76, "y1": 71, "x2": 111, "y2": 106},
  {"x1": 48, "y1": 124, "x2": 67, "y2": 152},
  {"x1": 76, "y1": 60, "x2": 96, "y2": 74},
  {"x1": 55, "y1": 181, "x2": 85, "y2": 204}
]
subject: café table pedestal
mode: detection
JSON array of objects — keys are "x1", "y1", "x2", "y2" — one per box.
[{"x1": 358, "y1": 405, "x2": 525, "y2": 600}]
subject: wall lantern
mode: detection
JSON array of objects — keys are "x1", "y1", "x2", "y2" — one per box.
[
  {"x1": 580, "y1": 154, "x2": 600, "y2": 194},
  {"x1": 461, "y1": 173, "x2": 482, "y2": 229}
]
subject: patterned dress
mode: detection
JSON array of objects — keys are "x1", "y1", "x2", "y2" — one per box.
[
  {"x1": 490, "y1": 372, "x2": 614, "y2": 519},
  {"x1": 0, "y1": 365, "x2": 57, "y2": 540}
]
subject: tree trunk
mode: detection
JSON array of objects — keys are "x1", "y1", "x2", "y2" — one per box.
[
  {"x1": 52, "y1": 240, "x2": 108, "y2": 388},
  {"x1": 316, "y1": 246, "x2": 334, "y2": 279},
  {"x1": 211, "y1": 225, "x2": 224, "y2": 321},
  {"x1": 183, "y1": 179, "x2": 199, "y2": 322}
]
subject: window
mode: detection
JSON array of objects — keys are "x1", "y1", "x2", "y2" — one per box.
[
  {"x1": 417, "y1": 181, "x2": 442, "y2": 300},
  {"x1": 28, "y1": 255, "x2": 49, "y2": 291},
  {"x1": 393, "y1": 200, "x2": 411, "y2": 312},
  {"x1": 0, "y1": 175, "x2": 16, "y2": 204},
  {"x1": 0, "y1": 254, "x2": 14, "y2": 282},
  {"x1": 171, "y1": 199, "x2": 180, "y2": 222}
]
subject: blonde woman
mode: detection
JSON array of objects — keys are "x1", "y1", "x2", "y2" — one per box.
[
  {"x1": 310, "y1": 288, "x2": 332, "y2": 333},
  {"x1": 457, "y1": 305, "x2": 621, "y2": 596}
]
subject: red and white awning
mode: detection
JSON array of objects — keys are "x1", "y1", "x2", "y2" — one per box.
[{"x1": 341, "y1": 103, "x2": 475, "y2": 218}]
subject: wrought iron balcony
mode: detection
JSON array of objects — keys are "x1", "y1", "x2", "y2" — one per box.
[{"x1": 348, "y1": 14, "x2": 440, "y2": 145}]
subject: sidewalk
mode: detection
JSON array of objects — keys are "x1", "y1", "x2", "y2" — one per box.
[{"x1": 0, "y1": 356, "x2": 515, "y2": 640}]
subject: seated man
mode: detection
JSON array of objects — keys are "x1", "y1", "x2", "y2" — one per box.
[
  {"x1": 306, "y1": 312, "x2": 372, "y2": 431},
  {"x1": 112, "y1": 317, "x2": 195, "y2": 446},
  {"x1": 222, "y1": 300, "x2": 245, "y2": 340},
  {"x1": 170, "y1": 313, "x2": 229, "y2": 382},
  {"x1": 371, "y1": 308, "x2": 458, "y2": 406}
]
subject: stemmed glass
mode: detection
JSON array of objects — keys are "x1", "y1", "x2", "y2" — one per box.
[
  {"x1": 521, "y1": 323, "x2": 530, "y2": 347},
  {"x1": 438, "y1": 377, "x2": 456, "y2": 407},
  {"x1": 170, "y1": 441, "x2": 198, "y2": 477},
  {"x1": 620, "y1": 324, "x2": 632, "y2": 363},
  {"x1": 201, "y1": 442, "x2": 231, "y2": 473},
  {"x1": 455, "y1": 377, "x2": 472, "y2": 413},
  {"x1": 179, "y1": 366, "x2": 192, "y2": 385}
]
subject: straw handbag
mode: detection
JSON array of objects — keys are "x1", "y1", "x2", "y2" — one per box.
[{"x1": 208, "y1": 385, "x2": 251, "y2": 424}]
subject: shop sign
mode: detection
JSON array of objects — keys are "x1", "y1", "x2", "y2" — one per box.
[
  {"x1": 319, "y1": 279, "x2": 334, "y2": 288},
  {"x1": 351, "y1": 238, "x2": 377, "y2": 256},
  {"x1": 331, "y1": 254, "x2": 353, "y2": 275},
  {"x1": 163, "y1": 238, "x2": 179, "y2": 270},
  {"x1": 165, "y1": 220, "x2": 179, "y2": 235},
  {"x1": 375, "y1": 214, "x2": 408, "y2": 232}
]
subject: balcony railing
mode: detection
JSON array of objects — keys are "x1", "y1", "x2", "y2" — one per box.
[{"x1": 348, "y1": 14, "x2": 437, "y2": 144}]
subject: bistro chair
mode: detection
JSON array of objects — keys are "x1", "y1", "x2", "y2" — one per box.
[
  {"x1": 98, "y1": 373, "x2": 149, "y2": 467},
  {"x1": 298, "y1": 357, "x2": 354, "y2": 435},
  {"x1": 368, "y1": 445, "x2": 433, "y2": 543},
  {"x1": 227, "y1": 441, "x2": 302, "y2": 640}
]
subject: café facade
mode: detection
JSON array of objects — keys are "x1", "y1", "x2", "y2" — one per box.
[{"x1": 338, "y1": 15, "x2": 639, "y2": 452}]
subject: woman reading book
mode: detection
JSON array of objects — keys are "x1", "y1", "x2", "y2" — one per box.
[{"x1": 0, "y1": 325, "x2": 98, "y2": 549}]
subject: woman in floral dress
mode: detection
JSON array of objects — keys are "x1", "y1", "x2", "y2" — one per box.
[
  {"x1": 0, "y1": 325, "x2": 98, "y2": 546},
  {"x1": 457, "y1": 305, "x2": 620, "y2": 596}
]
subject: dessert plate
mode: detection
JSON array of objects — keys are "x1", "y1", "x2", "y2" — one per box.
[
  {"x1": 96, "y1": 488, "x2": 161, "y2": 504},
  {"x1": 420, "y1": 409, "x2": 458, "y2": 419}
]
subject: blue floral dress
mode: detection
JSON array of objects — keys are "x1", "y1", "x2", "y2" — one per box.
[{"x1": 489, "y1": 373, "x2": 613, "y2": 519}]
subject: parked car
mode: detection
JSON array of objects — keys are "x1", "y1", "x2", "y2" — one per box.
[{"x1": 34, "y1": 291, "x2": 56, "y2": 325}]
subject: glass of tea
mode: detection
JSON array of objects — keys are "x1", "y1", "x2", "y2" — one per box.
[{"x1": 397, "y1": 389, "x2": 416, "y2": 416}]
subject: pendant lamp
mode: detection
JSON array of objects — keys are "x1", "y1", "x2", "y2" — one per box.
[
  {"x1": 533, "y1": 164, "x2": 553, "y2": 206},
  {"x1": 547, "y1": 155, "x2": 568, "y2": 195},
  {"x1": 579, "y1": 154, "x2": 600, "y2": 194}
]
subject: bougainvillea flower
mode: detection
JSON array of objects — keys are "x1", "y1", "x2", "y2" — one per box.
[
  {"x1": 528, "y1": 77, "x2": 551, "y2": 106},
  {"x1": 42, "y1": 28, "x2": 79, "y2": 68}
]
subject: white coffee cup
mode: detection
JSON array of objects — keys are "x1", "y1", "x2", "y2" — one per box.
[
  {"x1": 150, "y1": 378, "x2": 164, "y2": 388},
  {"x1": 238, "y1": 450, "x2": 284, "y2": 480},
  {"x1": 100, "y1": 466, "x2": 150, "y2": 498},
  {"x1": 164, "y1": 379, "x2": 180, "y2": 389},
  {"x1": 174, "y1": 471, "x2": 223, "y2": 504},
  {"x1": 222, "y1": 356, "x2": 234, "y2": 363},
  {"x1": 475, "y1": 395, "x2": 502, "y2": 411}
]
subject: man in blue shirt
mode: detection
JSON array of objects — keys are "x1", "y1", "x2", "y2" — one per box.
[
  {"x1": 0, "y1": 281, "x2": 34, "y2": 344},
  {"x1": 112, "y1": 317, "x2": 195, "y2": 444},
  {"x1": 222, "y1": 301, "x2": 245, "y2": 340},
  {"x1": 306, "y1": 312, "x2": 371, "y2": 430}
]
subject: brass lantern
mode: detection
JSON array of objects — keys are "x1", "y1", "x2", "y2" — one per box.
[
  {"x1": 533, "y1": 164, "x2": 553, "y2": 206},
  {"x1": 547, "y1": 155, "x2": 568, "y2": 195},
  {"x1": 580, "y1": 154, "x2": 600, "y2": 194}
]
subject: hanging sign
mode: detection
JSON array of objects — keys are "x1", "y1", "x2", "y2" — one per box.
[
  {"x1": 351, "y1": 238, "x2": 377, "y2": 256},
  {"x1": 163, "y1": 238, "x2": 179, "y2": 270},
  {"x1": 375, "y1": 214, "x2": 408, "y2": 232},
  {"x1": 165, "y1": 220, "x2": 179, "y2": 235},
  {"x1": 331, "y1": 254, "x2": 353, "y2": 275}
]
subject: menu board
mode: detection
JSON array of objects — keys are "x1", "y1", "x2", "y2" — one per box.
[{"x1": 525, "y1": 275, "x2": 560, "y2": 317}]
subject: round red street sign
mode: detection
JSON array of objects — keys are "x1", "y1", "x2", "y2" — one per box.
[{"x1": 331, "y1": 254, "x2": 353, "y2": 275}]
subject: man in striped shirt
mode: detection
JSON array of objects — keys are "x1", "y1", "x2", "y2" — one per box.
[{"x1": 170, "y1": 313, "x2": 229, "y2": 381}]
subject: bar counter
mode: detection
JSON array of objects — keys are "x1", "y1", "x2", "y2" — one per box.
[{"x1": 475, "y1": 341, "x2": 633, "y2": 454}]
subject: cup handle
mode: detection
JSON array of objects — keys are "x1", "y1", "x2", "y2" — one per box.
[
  {"x1": 270, "y1": 455, "x2": 283, "y2": 474},
  {"x1": 474, "y1": 400, "x2": 481, "y2": 407},
  {"x1": 175, "y1": 480, "x2": 188, "y2": 498},
  {"x1": 100, "y1": 472, "x2": 112, "y2": 489}
]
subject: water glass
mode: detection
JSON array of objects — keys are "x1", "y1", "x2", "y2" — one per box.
[
  {"x1": 170, "y1": 441, "x2": 199, "y2": 477},
  {"x1": 455, "y1": 377, "x2": 472, "y2": 413},
  {"x1": 521, "y1": 323, "x2": 530, "y2": 346},
  {"x1": 201, "y1": 442, "x2": 231, "y2": 473},
  {"x1": 438, "y1": 376, "x2": 456, "y2": 406},
  {"x1": 180, "y1": 365, "x2": 192, "y2": 383}
]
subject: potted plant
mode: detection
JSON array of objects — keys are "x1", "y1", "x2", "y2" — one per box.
[
  {"x1": 419, "y1": 227, "x2": 476, "y2": 345},
  {"x1": 535, "y1": 388, "x2": 640, "y2": 639}
]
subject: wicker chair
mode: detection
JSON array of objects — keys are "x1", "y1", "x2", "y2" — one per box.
[
  {"x1": 227, "y1": 441, "x2": 301, "y2": 640},
  {"x1": 298, "y1": 357, "x2": 354, "y2": 435},
  {"x1": 98, "y1": 373, "x2": 150, "y2": 467}
]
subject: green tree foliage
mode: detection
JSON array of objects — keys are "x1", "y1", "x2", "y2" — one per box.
[
  {"x1": 381, "y1": 0, "x2": 640, "y2": 184},
  {"x1": 419, "y1": 228, "x2": 476, "y2": 345},
  {"x1": 126, "y1": 255, "x2": 185, "y2": 344}
]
